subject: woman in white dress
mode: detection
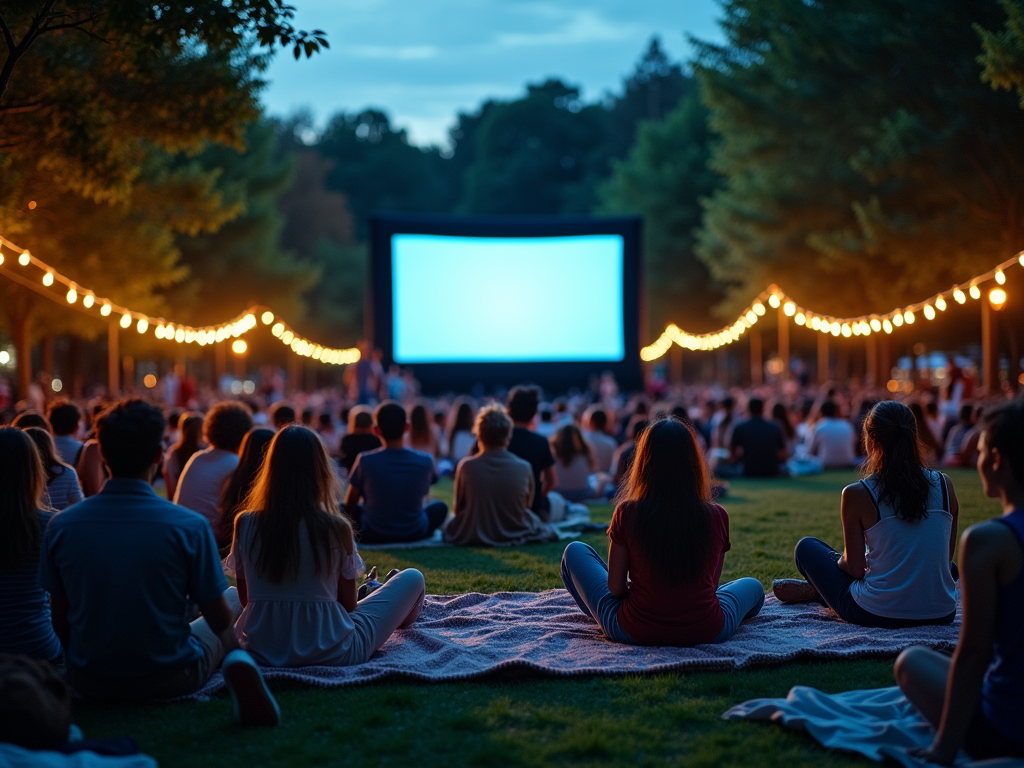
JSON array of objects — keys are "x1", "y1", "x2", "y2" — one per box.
[{"x1": 226, "y1": 425, "x2": 425, "y2": 667}]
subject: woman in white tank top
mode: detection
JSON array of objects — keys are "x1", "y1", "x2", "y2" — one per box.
[{"x1": 774, "y1": 401, "x2": 959, "y2": 627}]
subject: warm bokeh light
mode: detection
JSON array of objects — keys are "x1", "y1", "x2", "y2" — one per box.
[
  {"x1": 232, "y1": 339, "x2": 248, "y2": 355},
  {"x1": 261, "y1": 311, "x2": 274, "y2": 324},
  {"x1": 969, "y1": 285, "x2": 981, "y2": 300},
  {"x1": 119, "y1": 313, "x2": 132, "y2": 328},
  {"x1": 989, "y1": 287, "x2": 1007, "y2": 310},
  {"x1": 144, "y1": 374, "x2": 157, "y2": 388},
  {"x1": 42, "y1": 272, "x2": 54, "y2": 286},
  {"x1": 51, "y1": 378, "x2": 62, "y2": 392}
]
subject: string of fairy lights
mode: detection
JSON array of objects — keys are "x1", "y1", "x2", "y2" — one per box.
[
  {"x1": 0, "y1": 234, "x2": 360, "y2": 366},
  {"x1": 640, "y1": 251, "x2": 1024, "y2": 362},
  {"x1": 2, "y1": 231, "x2": 1019, "y2": 367}
]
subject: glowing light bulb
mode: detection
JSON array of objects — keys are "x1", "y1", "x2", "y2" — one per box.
[
  {"x1": 830, "y1": 322, "x2": 841, "y2": 336},
  {"x1": 155, "y1": 325, "x2": 165, "y2": 339},
  {"x1": 753, "y1": 302, "x2": 766, "y2": 316},
  {"x1": 923, "y1": 305, "x2": 936, "y2": 320},
  {"x1": 953, "y1": 289, "x2": 966, "y2": 304},
  {"x1": 969, "y1": 285, "x2": 981, "y2": 300},
  {"x1": 903, "y1": 310, "x2": 915, "y2": 324},
  {"x1": 137, "y1": 318, "x2": 148, "y2": 334},
  {"x1": 83, "y1": 294, "x2": 94, "y2": 308},
  {"x1": 783, "y1": 301, "x2": 796, "y2": 316},
  {"x1": 281, "y1": 330, "x2": 294, "y2": 345},
  {"x1": 795, "y1": 312, "x2": 806, "y2": 325},
  {"x1": 989, "y1": 288, "x2": 1007, "y2": 310},
  {"x1": 18, "y1": 252, "x2": 30, "y2": 266},
  {"x1": 66, "y1": 287, "x2": 77, "y2": 304},
  {"x1": 120, "y1": 313, "x2": 132, "y2": 329},
  {"x1": 1019, "y1": 254, "x2": 1024, "y2": 267},
  {"x1": 746, "y1": 311, "x2": 757, "y2": 324},
  {"x1": 232, "y1": 339, "x2": 247, "y2": 355},
  {"x1": 935, "y1": 296, "x2": 947, "y2": 311},
  {"x1": 175, "y1": 329, "x2": 185, "y2": 343},
  {"x1": 768, "y1": 295, "x2": 781, "y2": 309},
  {"x1": 870, "y1": 318, "x2": 882, "y2": 332},
  {"x1": 0, "y1": 253, "x2": 4, "y2": 266},
  {"x1": 996, "y1": 269, "x2": 1006, "y2": 285},
  {"x1": 271, "y1": 322, "x2": 284, "y2": 338},
  {"x1": 261, "y1": 311, "x2": 274, "y2": 325},
  {"x1": 841, "y1": 324, "x2": 852, "y2": 337},
  {"x1": 100, "y1": 303, "x2": 112, "y2": 317},
  {"x1": 883, "y1": 319, "x2": 893, "y2": 334},
  {"x1": 893, "y1": 314, "x2": 904, "y2": 327},
  {"x1": 42, "y1": 272, "x2": 54, "y2": 286}
]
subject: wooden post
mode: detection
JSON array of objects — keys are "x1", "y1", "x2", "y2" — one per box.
[
  {"x1": 866, "y1": 335, "x2": 878, "y2": 388},
  {"x1": 234, "y1": 349, "x2": 245, "y2": 380},
  {"x1": 818, "y1": 334, "x2": 829, "y2": 384},
  {"x1": 107, "y1": 323, "x2": 119, "y2": 396},
  {"x1": 982, "y1": 299, "x2": 997, "y2": 393},
  {"x1": 750, "y1": 329, "x2": 763, "y2": 386},
  {"x1": 215, "y1": 340, "x2": 226, "y2": 385},
  {"x1": 122, "y1": 355, "x2": 134, "y2": 393},
  {"x1": 778, "y1": 307, "x2": 790, "y2": 379}
]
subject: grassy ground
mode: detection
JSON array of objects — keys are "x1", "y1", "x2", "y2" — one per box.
[{"x1": 75, "y1": 469, "x2": 993, "y2": 767}]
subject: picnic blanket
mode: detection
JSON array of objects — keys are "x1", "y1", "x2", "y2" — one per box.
[
  {"x1": 723, "y1": 686, "x2": 1024, "y2": 768},
  {"x1": 180, "y1": 591, "x2": 960, "y2": 701}
]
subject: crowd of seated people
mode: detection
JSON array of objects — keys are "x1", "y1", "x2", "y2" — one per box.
[{"x1": 0, "y1": 374, "x2": 1020, "y2": 760}]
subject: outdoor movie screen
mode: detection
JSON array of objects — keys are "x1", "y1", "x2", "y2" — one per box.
[{"x1": 390, "y1": 233, "x2": 626, "y2": 364}]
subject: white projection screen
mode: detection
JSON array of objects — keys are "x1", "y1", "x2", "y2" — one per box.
[
  {"x1": 369, "y1": 214, "x2": 642, "y2": 392},
  {"x1": 391, "y1": 234, "x2": 625, "y2": 364}
]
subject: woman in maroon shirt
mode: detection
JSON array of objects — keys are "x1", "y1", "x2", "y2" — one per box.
[{"x1": 561, "y1": 416, "x2": 764, "y2": 645}]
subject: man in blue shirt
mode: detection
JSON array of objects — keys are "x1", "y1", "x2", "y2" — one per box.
[
  {"x1": 344, "y1": 401, "x2": 447, "y2": 543},
  {"x1": 39, "y1": 399, "x2": 278, "y2": 723}
]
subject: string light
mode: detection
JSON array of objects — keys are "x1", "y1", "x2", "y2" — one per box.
[
  {"x1": 0, "y1": 233, "x2": 360, "y2": 367},
  {"x1": 969, "y1": 285, "x2": 982, "y2": 300},
  {"x1": 996, "y1": 269, "x2": 1006, "y2": 285}
]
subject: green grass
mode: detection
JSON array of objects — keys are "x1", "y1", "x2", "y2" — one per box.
[{"x1": 74, "y1": 469, "x2": 994, "y2": 767}]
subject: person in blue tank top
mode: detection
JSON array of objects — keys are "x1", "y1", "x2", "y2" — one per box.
[{"x1": 895, "y1": 398, "x2": 1024, "y2": 762}]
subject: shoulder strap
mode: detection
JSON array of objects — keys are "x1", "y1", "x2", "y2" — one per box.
[
  {"x1": 938, "y1": 471, "x2": 950, "y2": 513},
  {"x1": 859, "y1": 478, "x2": 882, "y2": 517}
]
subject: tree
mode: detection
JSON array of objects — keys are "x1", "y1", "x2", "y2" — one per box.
[
  {"x1": 978, "y1": 0, "x2": 1024, "y2": 107},
  {"x1": 695, "y1": 0, "x2": 1024, "y2": 317},
  {"x1": 0, "y1": 1, "x2": 327, "y2": 396},
  {"x1": 316, "y1": 110, "x2": 456, "y2": 240},
  {"x1": 599, "y1": 92, "x2": 723, "y2": 335},
  {"x1": 459, "y1": 80, "x2": 609, "y2": 215},
  {"x1": 168, "y1": 121, "x2": 318, "y2": 328}
]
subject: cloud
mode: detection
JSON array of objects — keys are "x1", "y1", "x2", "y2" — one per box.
[
  {"x1": 348, "y1": 45, "x2": 439, "y2": 60},
  {"x1": 495, "y1": 8, "x2": 637, "y2": 48}
]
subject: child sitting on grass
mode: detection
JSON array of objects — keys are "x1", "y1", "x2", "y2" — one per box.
[
  {"x1": 894, "y1": 399, "x2": 1024, "y2": 763},
  {"x1": 227, "y1": 426, "x2": 425, "y2": 668},
  {"x1": 561, "y1": 415, "x2": 764, "y2": 646}
]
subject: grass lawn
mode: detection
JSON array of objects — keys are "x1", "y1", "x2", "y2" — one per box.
[{"x1": 74, "y1": 468, "x2": 993, "y2": 767}]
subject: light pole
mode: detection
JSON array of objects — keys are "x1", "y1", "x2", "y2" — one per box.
[{"x1": 983, "y1": 287, "x2": 1007, "y2": 392}]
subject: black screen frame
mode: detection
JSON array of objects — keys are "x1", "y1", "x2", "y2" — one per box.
[{"x1": 368, "y1": 212, "x2": 643, "y2": 394}]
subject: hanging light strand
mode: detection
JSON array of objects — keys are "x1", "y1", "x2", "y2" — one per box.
[
  {"x1": 641, "y1": 251, "x2": 1024, "y2": 361},
  {"x1": 0, "y1": 234, "x2": 360, "y2": 366}
]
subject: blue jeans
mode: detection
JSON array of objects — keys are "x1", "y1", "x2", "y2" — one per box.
[
  {"x1": 560, "y1": 542, "x2": 765, "y2": 645},
  {"x1": 353, "y1": 500, "x2": 448, "y2": 544},
  {"x1": 793, "y1": 537, "x2": 957, "y2": 628}
]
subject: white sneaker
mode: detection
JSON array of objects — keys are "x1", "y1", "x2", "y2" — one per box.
[{"x1": 222, "y1": 650, "x2": 280, "y2": 727}]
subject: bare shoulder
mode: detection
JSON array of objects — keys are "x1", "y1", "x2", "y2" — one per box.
[{"x1": 841, "y1": 481, "x2": 871, "y2": 503}]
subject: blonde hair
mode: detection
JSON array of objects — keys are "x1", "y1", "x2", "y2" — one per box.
[{"x1": 474, "y1": 403, "x2": 512, "y2": 449}]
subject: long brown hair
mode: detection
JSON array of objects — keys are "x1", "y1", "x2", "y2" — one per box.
[
  {"x1": 22, "y1": 427, "x2": 72, "y2": 484},
  {"x1": 909, "y1": 402, "x2": 942, "y2": 459},
  {"x1": 170, "y1": 411, "x2": 204, "y2": 468},
  {"x1": 550, "y1": 423, "x2": 593, "y2": 467},
  {"x1": 409, "y1": 403, "x2": 432, "y2": 445},
  {"x1": 0, "y1": 427, "x2": 46, "y2": 571},
  {"x1": 240, "y1": 426, "x2": 353, "y2": 584},
  {"x1": 862, "y1": 401, "x2": 931, "y2": 521},
  {"x1": 614, "y1": 416, "x2": 713, "y2": 583},
  {"x1": 218, "y1": 428, "x2": 275, "y2": 544}
]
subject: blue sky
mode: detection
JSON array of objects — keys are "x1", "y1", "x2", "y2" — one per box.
[{"x1": 260, "y1": 0, "x2": 723, "y2": 147}]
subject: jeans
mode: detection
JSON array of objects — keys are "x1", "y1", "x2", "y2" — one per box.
[
  {"x1": 344, "y1": 568, "x2": 426, "y2": 665},
  {"x1": 560, "y1": 542, "x2": 765, "y2": 645},
  {"x1": 352, "y1": 500, "x2": 448, "y2": 544},
  {"x1": 793, "y1": 537, "x2": 957, "y2": 628}
]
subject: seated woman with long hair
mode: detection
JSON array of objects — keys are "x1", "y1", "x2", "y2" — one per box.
[
  {"x1": 162, "y1": 411, "x2": 203, "y2": 500},
  {"x1": 775, "y1": 400, "x2": 959, "y2": 627},
  {"x1": 225, "y1": 426, "x2": 425, "y2": 667},
  {"x1": 447, "y1": 399, "x2": 477, "y2": 463},
  {"x1": 23, "y1": 427, "x2": 84, "y2": 511},
  {"x1": 405, "y1": 403, "x2": 440, "y2": 460},
  {"x1": 549, "y1": 423, "x2": 603, "y2": 502},
  {"x1": 894, "y1": 399, "x2": 1024, "y2": 763},
  {"x1": 561, "y1": 416, "x2": 764, "y2": 646},
  {"x1": 0, "y1": 427, "x2": 62, "y2": 662},
  {"x1": 217, "y1": 427, "x2": 275, "y2": 551}
]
